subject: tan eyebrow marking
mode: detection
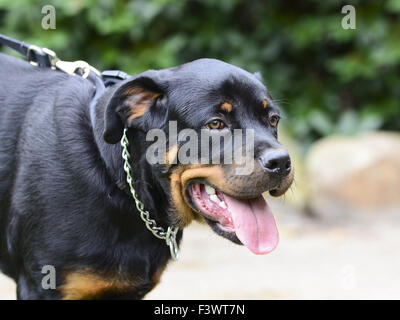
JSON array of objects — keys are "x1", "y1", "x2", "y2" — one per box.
[
  {"x1": 262, "y1": 99, "x2": 268, "y2": 109},
  {"x1": 220, "y1": 102, "x2": 233, "y2": 113}
]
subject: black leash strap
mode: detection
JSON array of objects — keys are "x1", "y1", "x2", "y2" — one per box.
[
  {"x1": 0, "y1": 33, "x2": 52, "y2": 68},
  {"x1": 0, "y1": 33, "x2": 129, "y2": 85}
]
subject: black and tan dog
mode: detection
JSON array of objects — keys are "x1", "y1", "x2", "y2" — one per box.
[{"x1": 0, "y1": 53, "x2": 293, "y2": 299}]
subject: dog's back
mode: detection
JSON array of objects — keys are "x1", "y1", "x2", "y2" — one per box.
[
  {"x1": 0, "y1": 53, "x2": 93, "y2": 280},
  {"x1": 0, "y1": 53, "x2": 54, "y2": 198},
  {"x1": 0, "y1": 53, "x2": 37, "y2": 276},
  {"x1": 0, "y1": 53, "x2": 34, "y2": 193}
]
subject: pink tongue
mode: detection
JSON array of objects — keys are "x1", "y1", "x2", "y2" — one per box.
[{"x1": 223, "y1": 194, "x2": 279, "y2": 255}]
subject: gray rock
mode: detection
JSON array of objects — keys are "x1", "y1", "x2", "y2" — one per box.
[{"x1": 306, "y1": 132, "x2": 400, "y2": 221}]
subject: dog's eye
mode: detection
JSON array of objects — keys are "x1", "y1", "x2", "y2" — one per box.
[
  {"x1": 206, "y1": 119, "x2": 226, "y2": 130},
  {"x1": 268, "y1": 115, "x2": 280, "y2": 127}
]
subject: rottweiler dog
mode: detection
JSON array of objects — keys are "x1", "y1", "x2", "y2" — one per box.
[{"x1": 0, "y1": 53, "x2": 293, "y2": 299}]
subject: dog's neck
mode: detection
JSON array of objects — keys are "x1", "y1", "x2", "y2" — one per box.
[{"x1": 88, "y1": 89, "x2": 173, "y2": 229}]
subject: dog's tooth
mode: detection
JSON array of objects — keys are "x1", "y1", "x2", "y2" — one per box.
[
  {"x1": 219, "y1": 201, "x2": 227, "y2": 209},
  {"x1": 205, "y1": 185, "x2": 216, "y2": 195},
  {"x1": 209, "y1": 194, "x2": 219, "y2": 203}
]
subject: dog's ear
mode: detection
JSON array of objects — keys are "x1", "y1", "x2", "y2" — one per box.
[{"x1": 103, "y1": 75, "x2": 164, "y2": 144}]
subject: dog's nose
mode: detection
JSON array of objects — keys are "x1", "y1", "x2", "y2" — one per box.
[{"x1": 258, "y1": 149, "x2": 291, "y2": 177}]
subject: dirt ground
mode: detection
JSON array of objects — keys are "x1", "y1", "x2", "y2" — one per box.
[{"x1": 1, "y1": 199, "x2": 400, "y2": 300}]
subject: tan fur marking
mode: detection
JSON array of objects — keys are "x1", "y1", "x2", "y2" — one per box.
[
  {"x1": 166, "y1": 145, "x2": 179, "y2": 166},
  {"x1": 170, "y1": 167, "x2": 196, "y2": 227},
  {"x1": 60, "y1": 270, "x2": 142, "y2": 300},
  {"x1": 169, "y1": 165, "x2": 230, "y2": 227},
  {"x1": 151, "y1": 263, "x2": 168, "y2": 288},
  {"x1": 262, "y1": 99, "x2": 268, "y2": 109},
  {"x1": 179, "y1": 166, "x2": 227, "y2": 191},
  {"x1": 124, "y1": 87, "x2": 160, "y2": 122},
  {"x1": 220, "y1": 102, "x2": 233, "y2": 113}
]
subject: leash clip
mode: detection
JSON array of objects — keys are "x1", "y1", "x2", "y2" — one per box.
[
  {"x1": 41, "y1": 47, "x2": 102, "y2": 79},
  {"x1": 55, "y1": 60, "x2": 92, "y2": 78},
  {"x1": 26, "y1": 45, "x2": 51, "y2": 67}
]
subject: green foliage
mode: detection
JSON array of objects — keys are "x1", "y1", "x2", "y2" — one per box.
[{"x1": 0, "y1": 0, "x2": 399, "y2": 146}]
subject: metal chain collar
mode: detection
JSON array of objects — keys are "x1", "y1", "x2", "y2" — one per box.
[{"x1": 121, "y1": 128, "x2": 179, "y2": 260}]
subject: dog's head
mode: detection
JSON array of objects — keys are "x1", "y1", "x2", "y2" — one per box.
[{"x1": 103, "y1": 58, "x2": 293, "y2": 254}]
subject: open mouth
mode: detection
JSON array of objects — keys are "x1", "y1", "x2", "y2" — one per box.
[{"x1": 187, "y1": 182, "x2": 279, "y2": 255}]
